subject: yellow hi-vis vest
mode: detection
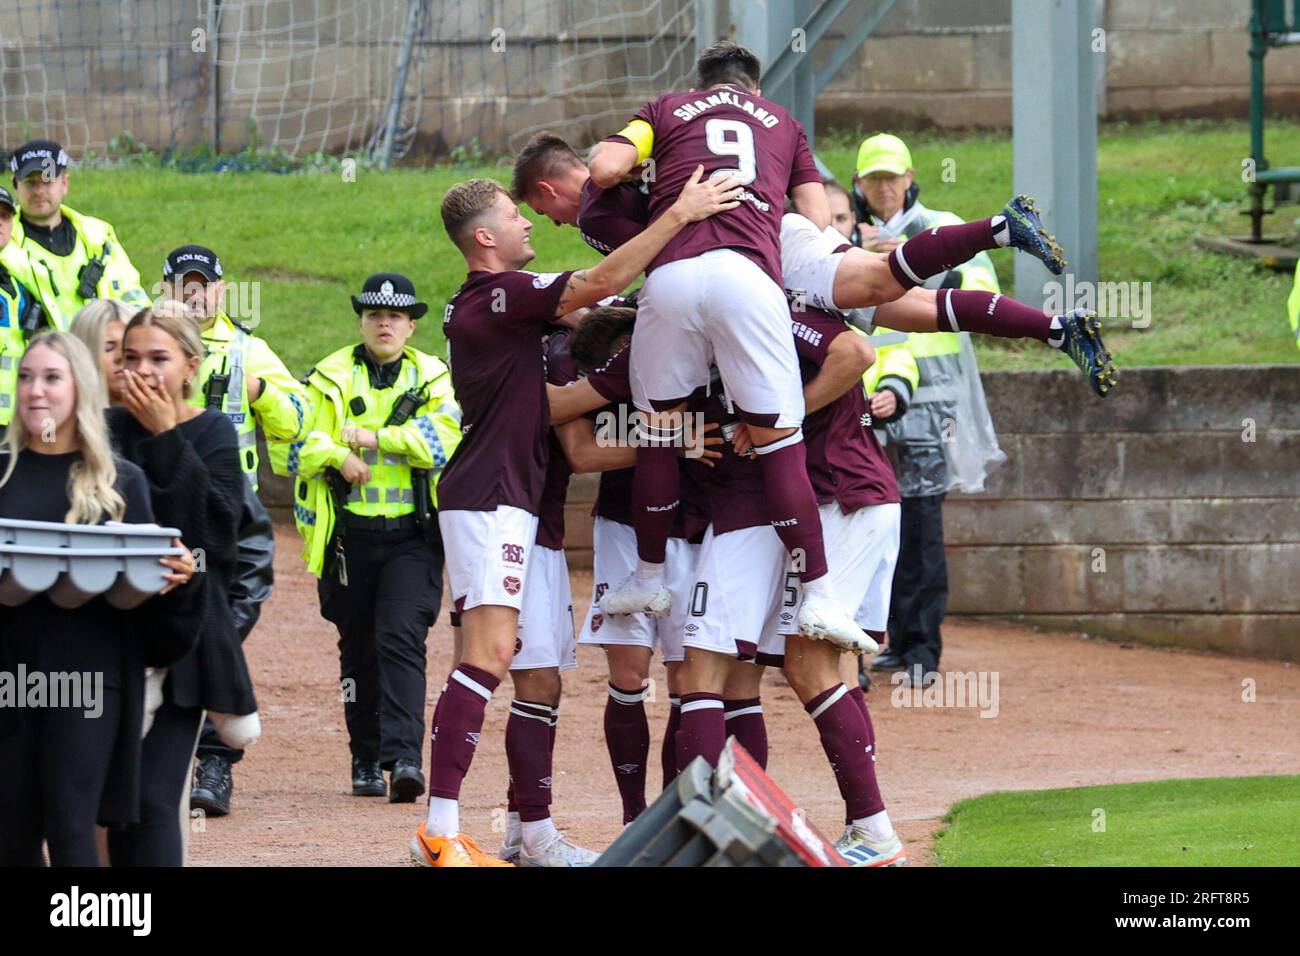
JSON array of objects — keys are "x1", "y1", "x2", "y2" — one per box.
[
  {"x1": 0, "y1": 267, "x2": 37, "y2": 428},
  {"x1": 188, "y1": 312, "x2": 306, "y2": 490},
  {"x1": 8, "y1": 205, "x2": 149, "y2": 322},
  {"x1": 289, "y1": 344, "x2": 461, "y2": 577}
]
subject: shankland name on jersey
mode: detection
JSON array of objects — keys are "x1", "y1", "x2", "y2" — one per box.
[{"x1": 670, "y1": 88, "x2": 784, "y2": 128}]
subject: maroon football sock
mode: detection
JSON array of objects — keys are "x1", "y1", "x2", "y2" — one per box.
[
  {"x1": 888, "y1": 218, "x2": 998, "y2": 290},
  {"x1": 724, "y1": 697, "x2": 768, "y2": 769},
  {"x1": 427, "y1": 664, "x2": 499, "y2": 801},
  {"x1": 846, "y1": 685, "x2": 878, "y2": 824},
  {"x1": 753, "y1": 436, "x2": 829, "y2": 582},
  {"x1": 505, "y1": 698, "x2": 555, "y2": 823},
  {"x1": 938, "y1": 288, "x2": 1052, "y2": 341},
  {"x1": 807, "y1": 684, "x2": 885, "y2": 821},
  {"x1": 604, "y1": 683, "x2": 650, "y2": 824},
  {"x1": 675, "y1": 692, "x2": 726, "y2": 771},
  {"x1": 632, "y1": 435, "x2": 681, "y2": 565},
  {"x1": 662, "y1": 696, "x2": 682, "y2": 789}
]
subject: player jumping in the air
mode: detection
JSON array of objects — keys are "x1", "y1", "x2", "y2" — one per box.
[
  {"x1": 582, "y1": 42, "x2": 1092, "y2": 653},
  {"x1": 409, "y1": 169, "x2": 739, "y2": 867},
  {"x1": 583, "y1": 41, "x2": 861, "y2": 655}
]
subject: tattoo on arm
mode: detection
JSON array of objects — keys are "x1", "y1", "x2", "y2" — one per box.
[{"x1": 556, "y1": 269, "x2": 591, "y2": 315}]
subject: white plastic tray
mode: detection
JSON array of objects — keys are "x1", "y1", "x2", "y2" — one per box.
[{"x1": 0, "y1": 518, "x2": 186, "y2": 609}]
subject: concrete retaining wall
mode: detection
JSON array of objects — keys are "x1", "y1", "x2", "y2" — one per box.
[{"x1": 946, "y1": 365, "x2": 1299, "y2": 661}]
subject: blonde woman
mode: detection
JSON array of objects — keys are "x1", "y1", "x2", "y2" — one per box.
[
  {"x1": 69, "y1": 299, "x2": 134, "y2": 405},
  {"x1": 0, "y1": 331, "x2": 198, "y2": 866},
  {"x1": 105, "y1": 303, "x2": 260, "y2": 866}
]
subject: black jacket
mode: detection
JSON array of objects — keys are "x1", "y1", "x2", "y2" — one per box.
[
  {"x1": 230, "y1": 478, "x2": 275, "y2": 641},
  {"x1": 109, "y1": 407, "x2": 257, "y2": 716}
]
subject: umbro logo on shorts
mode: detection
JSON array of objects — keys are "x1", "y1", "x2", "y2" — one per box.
[
  {"x1": 616, "y1": 763, "x2": 640, "y2": 775},
  {"x1": 503, "y1": 575, "x2": 522, "y2": 595},
  {"x1": 514, "y1": 637, "x2": 523, "y2": 654},
  {"x1": 466, "y1": 732, "x2": 481, "y2": 746},
  {"x1": 591, "y1": 613, "x2": 604, "y2": 632},
  {"x1": 685, "y1": 622, "x2": 699, "y2": 633},
  {"x1": 538, "y1": 776, "x2": 553, "y2": 789}
]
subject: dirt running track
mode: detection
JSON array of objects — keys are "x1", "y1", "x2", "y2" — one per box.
[{"x1": 188, "y1": 527, "x2": 1300, "y2": 866}]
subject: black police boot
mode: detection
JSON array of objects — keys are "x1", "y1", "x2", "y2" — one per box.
[
  {"x1": 389, "y1": 759, "x2": 426, "y2": 804},
  {"x1": 352, "y1": 758, "x2": 387, "y2": 797},
  {"x1": 871, "y1": 649, "x2": 906, "y2": 672},
  {"x1": 191, "y1": 754, "x2": 233, "y2": 817}
]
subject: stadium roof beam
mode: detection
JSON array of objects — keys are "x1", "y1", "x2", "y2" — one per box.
[{"x1": 1011, "y1": 0, "x2": 1099, "y2": 308}]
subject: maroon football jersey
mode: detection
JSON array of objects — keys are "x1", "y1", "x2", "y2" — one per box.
[
  {"x1": 585, "y1": 345, "x2": 709, "y2": 539},
  {"x1": 609, "y1": 85, "x2": 820, "y2": 282},
  {"x1": 578, "y1": 178, "x2": 650, "y2": 255},
  {"x1": 439, "y1": 268, "x2": 573, "y2": 514},
  {"x1": 792, "y1": 308, "x2": 901, "y2": 511},
  {"x1": 537, "y1": 327, "x2": 578, "y2": 550}
]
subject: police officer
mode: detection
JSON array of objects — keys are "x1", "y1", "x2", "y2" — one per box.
[
  {"x1": 851, "y1": 134, "x2": 1006, "y2": 686},
  {"x1": 0, "y1": 186, "x2": 55, "y2": 435},
  {"x1": 292, "y1": 273, "x2": 460, "y2": 801},
  {"x1": 162, "y1": 244, "x2": 306, "y2": 488},
  {"x1": 4, "y1": 139, "x2": 149, "y2": 323},
  {"x1": 159, "y1": 244, "x2": 306, "y2": 816}
]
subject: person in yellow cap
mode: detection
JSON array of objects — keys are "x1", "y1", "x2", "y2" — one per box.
[
  {"x1": 4, "y1": 139, "x2": 149, "y2": 323},
  {"x1": 842, "y1": 133, "x2": 1010, "y2": 686}
]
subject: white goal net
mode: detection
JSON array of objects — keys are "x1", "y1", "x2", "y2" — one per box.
[{"x1": 0, "y1": 0, "x2": 701, "y2": 163}]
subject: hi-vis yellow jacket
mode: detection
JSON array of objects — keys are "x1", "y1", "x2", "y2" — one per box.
[
  {"x1": 6, "y1": 205, "x2": 149, "y2": 322},
  {"x1": 286, "y1": 344, "x2": 461, "y2": 577},
  {"x1": 188, "y1": 311, "x2": 306, "y2": 489}
]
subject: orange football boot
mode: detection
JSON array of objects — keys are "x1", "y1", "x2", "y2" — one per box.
[
  {"x1": 460, "y1": 833, "x2": 516, "y2": 867},
  {"x1": 409, "y1": 824, "x2": 475, "y2": 867}
]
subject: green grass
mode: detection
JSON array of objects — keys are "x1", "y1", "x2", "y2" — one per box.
[
  {"x1": 932, "y1": 774, "x2": 1300, "y2": 866},
  {"x1": 64, "y1": 119, "x2": 1300, "y2": 377}
]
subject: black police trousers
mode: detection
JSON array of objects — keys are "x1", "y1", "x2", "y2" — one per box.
[
  {"x1": 318, "y1": 526, "x2": 443, "y2": 769},
  {"x1": 887, "y1": 493, "x2": 948, "y2": 675}
]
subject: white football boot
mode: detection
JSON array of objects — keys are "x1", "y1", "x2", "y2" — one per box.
[
  {"x1": 797, "y1": 589, "x2": 879, "y2": 654},
  {"x1": 600, "y1": 572, "x2": 671, "y2": 618},
  {"x1": 519, "y1": 832, "x2": 600, "y2": 868},
  {"x1": 835, "y1": 827, "x2": 907, "y2": 867}
]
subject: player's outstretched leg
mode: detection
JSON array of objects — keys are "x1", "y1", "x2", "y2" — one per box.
[
  {"x1": 884, "y1": 289, "x2": 1120, "y2": 396},
  {"x1": 883, "y1": 194, "x2": 1064, "y2": 292}
]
